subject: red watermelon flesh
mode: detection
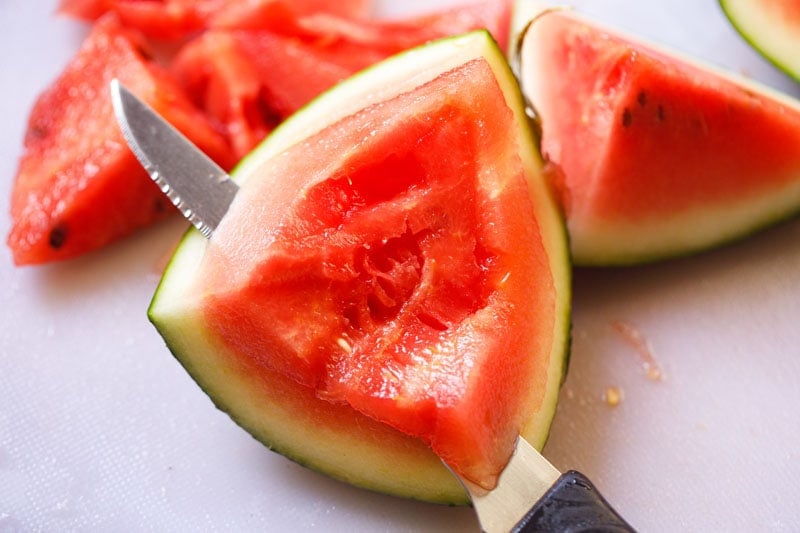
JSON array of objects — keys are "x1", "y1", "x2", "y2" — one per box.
[
  {"x1": 207, "y1": 0, "x2": 373, "y2": 31},
  {"x1": 520, "y1": 10, "x2": 800, "y2": 264},
  {"x1": 174, "y1": 0, "x2": 512, "y2": 159},
  {"x1": 59, "y1": 0, "x2": 206, "y2": 39},
  {"x1": 283, "y1": 1, "x2": 512, "y2": 54},
  {"x1": 7, "y1": 15, "x2": 234, "y2": 266},
  {"x1": 216, "y1": 0, "x2": 511, "y2": 52},
  {"x1": 196, "y1": 58, "x2": 556, "y2": 489},
  {"x1": 170, "y1": 31, "x2": 281, "y2": 160},
  {"x1": 58, "y1": 0, "x2": 373, "y2": 40},
  {"x1": 751, "y1": 0, "x2": 800, "y2": 24}
]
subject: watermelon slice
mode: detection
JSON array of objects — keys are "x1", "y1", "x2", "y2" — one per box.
[
  {"x1": 517, "y1": 8, "x2": 800, "y2": 265},
  {"x1": 720, "y1": 0, "x2": 800, "y2": 82},
  {"x1": 149, "y1": 31, "x2": 570, "y2": 499},
  {"x1": 6, "y1": 15, "x2": 234, "y2": 266}
]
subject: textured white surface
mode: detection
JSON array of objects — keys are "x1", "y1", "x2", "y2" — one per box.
[{"x1": 1, "y1": 1, "x2": 799, "y2": 531}]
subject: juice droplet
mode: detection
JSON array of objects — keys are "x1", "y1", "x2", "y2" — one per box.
[
  {"x1": 612, "y1": 320, "x2": 665, "y2": 382},
  {"x1": 603, "y1": 386, "x2": 623, "y2": 407}
]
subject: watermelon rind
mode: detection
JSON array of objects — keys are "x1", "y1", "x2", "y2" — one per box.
[
  {"x1": 148, "y1": 30, "x2": 571, "y2": 504},
  {"x1": 720, "y1": 0, "x2": 800, "y2": 83},
  {"x1": 514, "y1": 3, "x2": 800, "y2": 266}
]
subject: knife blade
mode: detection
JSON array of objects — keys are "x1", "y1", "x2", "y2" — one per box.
[
  {"x1": 110, "y1": 79, "x2": 635, "y2": 533},
  {"x1": 460, "y1": 437, "x2": 634, "y2": 532},
  {"x1": 110, "y1": 79, "x2": 238, "y2": 239}
]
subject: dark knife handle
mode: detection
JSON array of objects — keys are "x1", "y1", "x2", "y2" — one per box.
[{"x1": 511, "y1": 470, "x2": 636, "y2": 533}]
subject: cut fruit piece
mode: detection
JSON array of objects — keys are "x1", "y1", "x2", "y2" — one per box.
[
  {"x1": 174, "y1": 0, "x2": 513, "y2": 159},
  {"x1": 58, "y1": 0, "x2": 374, "y2": 40},
  {"x1": 720, "y1": 0, "x2": 800, "y2": 82},
  {"x1": 149, "y1": 31, "x2": 570, "y2": 500},
  {"x1": 6, "y1": 15, "x2": 234, "y2": 266},
  {"x1": 58, "y1": 0, "x2": 206, "y2": 39},
  {"x1": 243, "y1": 0, "x2": 513, "y2": 54},
  {"x1": 517, "y1": 8, "x2": 800, "y2": 265},
  {"x1": 171, "y1": 30, "x2": 280, "y2": 160},
  {"x1": 207, "y1": 0, "x2": 374, "y2": 30}
]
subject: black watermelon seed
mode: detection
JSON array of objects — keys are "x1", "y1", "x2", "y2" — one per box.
[
  {"x1": 622, "y1": 108, "x2": 633, "y2": 127},
  {"x1": 48, "y1": 224, "x2": 68, "y2": 250}
]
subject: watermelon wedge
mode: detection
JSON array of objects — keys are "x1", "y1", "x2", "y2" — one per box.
[
  {"x1": 6, "y1": 15, "x2": 234, "y2": 266},
  {"x1": 516, "y1": 8, "x2": 800, "y2": 265},
  {"x1": 149, "y1": 31, "x2": 570, "y2": 500},
  {"x1": 720, "y1": 0, "x2": 800, "y2": 83}
]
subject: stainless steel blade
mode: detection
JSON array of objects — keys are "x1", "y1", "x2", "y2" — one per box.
[
  {"x1": 458, "y1": 438, "x2": 560, "y2": 532},
  {"x1": 110, "y1": 79, "x2": 238, "y2": 238}
]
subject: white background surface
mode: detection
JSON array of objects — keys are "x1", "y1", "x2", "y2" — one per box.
[{"x1": 2, "y1": 1, "x2": 800, "y2": 531}]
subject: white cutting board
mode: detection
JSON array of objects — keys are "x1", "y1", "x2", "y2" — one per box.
[{"x1": 1, "y1": 1, "x2": 799, "y2": 531}]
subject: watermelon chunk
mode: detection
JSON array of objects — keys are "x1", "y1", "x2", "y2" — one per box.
[
  {"x1": 6, "y1": 15, "x2": 234, "y2": 266},
  {"x1": 58, "y1": 0, "x2": 374, "y2": 40},
  {"x1": 517, "y1": 9, "x2": 800, "y2": 265},
  {"x1": 173, "y1": 0, "x2": 512, "y2": 159},
  {"x1": 170, "y1": 31, "x2": 281, "y2": 160},
  {"x1": 59, "y1": 0, "x2": 206, "y2": 39},
  {"x1": 207, "y1": 0, "x2": 373, "y2": 30},
  {"x1": 214, "y1": 0, "x2": 511, "y2": 52},
  {"x1": 149, "y1": 31, "x2": 570, "y2": 498}
]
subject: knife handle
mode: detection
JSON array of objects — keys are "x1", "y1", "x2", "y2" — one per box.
[{"x1": 511, "y1": 470, "x2": 635, "y2": 532}]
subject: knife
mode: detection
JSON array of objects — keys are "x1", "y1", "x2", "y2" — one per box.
[{"x1": 110, "y1": 79, "x2": 635, "y2": 533}]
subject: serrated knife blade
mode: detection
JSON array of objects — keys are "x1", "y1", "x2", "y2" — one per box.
[
  {"x1": 110, "y1": 79, "x2": 635, "y2": 533},
  {"x1": 110, "y1": 79, "x2": 238, "y2": 238}
]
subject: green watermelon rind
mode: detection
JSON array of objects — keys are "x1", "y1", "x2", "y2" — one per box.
[
  {"x1": 719, "y1": 0, "x2": 800, "y2": 83},
  {"x1": 515, "y1": 5, "x2": 800, "y2": 266},
  {"x1": 148, "y1": 30, "x2": 571, "y2": 504},
  {"x1": 571, "y1": 24, "x2": 800, "y2": 266}
]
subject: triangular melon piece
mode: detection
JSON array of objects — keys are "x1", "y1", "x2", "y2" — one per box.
[
  {"x1": 517, "y1": 7, "x2": 800, "y2": 265},
  {"x1": 149, "y1": 31, "x2": 571, "y2": 500}
]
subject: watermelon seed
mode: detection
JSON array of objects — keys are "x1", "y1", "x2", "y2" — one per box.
[
  {"x1": 637, "y1": 90, "x2": 647, "y2": 107},
  {"x1": 27, "y1": 123, "x2": 48, "y2": 140},
  {"x1": 621, "y1": 108, "x2": 633, "y2": 127},
  {"x1": 48, "y1": 224, "x2": 68, "y2": 250},
  {"x1": 254, "y1": 88, "x2": 282, "y2": 130},
  {"x1": 336, "y1": 337, "x2": 353, "y2": 354},
  {"x1": 657, "y1": 105, "x2": 666, "y2": 123},
  {"x1": 132, "y1": 43, "x2": 155, "y2": 63},
  {"x1": 154, "y1": 197, "x2": 168, "y2": 214}
]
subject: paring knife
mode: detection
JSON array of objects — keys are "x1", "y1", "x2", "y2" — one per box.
[{"x1": 110, "y1": 79, "x2": 635, "y2": 533}]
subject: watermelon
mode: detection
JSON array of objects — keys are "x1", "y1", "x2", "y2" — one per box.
[
  {"x1": 8, "y1": 1, "x2": 513, "y2": 265},
  {"x1": 219, "y1": 0, "x2": 512, "y2": 52},
  {"x1": 173, "y1": 0, "x2": 512, "y2": 159},
  {"x1": 516, "y1": 8, "x2": 800, "y2": 265},
  {"x1": 149, "y1": 31, "x2": 570, "y2": 500},
  {"x1": 720, "y1": 0, "x2": 800, "y2": 83},
  {"x1": 206, "y1": 0, "x2": 374, "y2": 30},
  {"x1": 6, "y1": 15, "x2": 234, "y2": 266},
  {"x1": 170, "y1": 30, "x2": 281, "y2": 160},
  {"x1": 58, "y1": 0, "x2": 374, "y2": 40}
]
